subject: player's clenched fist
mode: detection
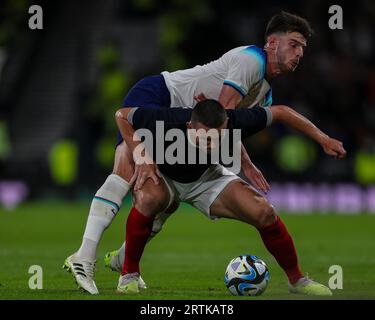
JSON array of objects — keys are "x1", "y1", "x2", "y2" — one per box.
[{"x1": 321, "y1": 136, "x2": 346, "y2": 159}]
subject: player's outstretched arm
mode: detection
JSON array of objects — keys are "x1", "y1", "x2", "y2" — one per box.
[
  {"x1": 115, "y1": 108, "x2": 161, "y2": 190},
  {"x1": 270, "y1": 105, "x2": 347, "y2": 159}
]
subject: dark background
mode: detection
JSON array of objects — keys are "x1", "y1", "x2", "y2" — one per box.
[{"x1": 0, "y1": 0, "x2": 374, "y2": 201}]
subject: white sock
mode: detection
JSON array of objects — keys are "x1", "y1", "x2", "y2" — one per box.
[
  {"x1": 117, "y1": 211, "x2": 172, "y2": 263},
  {"x1": 76, "y1": 174, "x2": 130, "y2": 261}
]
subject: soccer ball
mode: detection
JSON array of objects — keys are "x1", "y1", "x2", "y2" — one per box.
[{"x1": 224, "y1": 254, "x2": 270, "y2": 296}]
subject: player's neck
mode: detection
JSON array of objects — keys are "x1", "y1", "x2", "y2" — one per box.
[{"x1": 264, "y1": 48, "x2": 281, "y2": 80}]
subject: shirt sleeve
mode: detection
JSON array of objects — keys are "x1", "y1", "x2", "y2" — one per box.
[
  {"x1": 223, "y1": 50, "x2": 264, "y2": 97},
  {"x1": 130, "y1": 107, "x2": 158, "y2": 130},
  {"x1": 129, "y1": 107, "x2": 192, "y2": 131},
  {"x1": 126, "y1": 107, "x2": 139, "y2": 125},
  {"x1": 227, "y1": 106, "x2": 272, "y2": 138}
]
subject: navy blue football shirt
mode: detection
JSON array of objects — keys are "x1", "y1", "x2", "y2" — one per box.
[{"x1": 126, "y1": 106, "x2": 272, "y2": 182}]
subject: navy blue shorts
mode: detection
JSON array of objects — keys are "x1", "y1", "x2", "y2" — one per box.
[{"x1": 116, "y1": 74, "x2": 171, "y2": 146}]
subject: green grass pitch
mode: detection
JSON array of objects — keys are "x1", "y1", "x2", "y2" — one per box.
[{"x1": 0, "y1": 200, "x2": 375, "y2": 300}]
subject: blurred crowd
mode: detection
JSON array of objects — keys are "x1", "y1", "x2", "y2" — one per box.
[{"x1": 0, "y1": 0, "x2": 374, "y2": 199}]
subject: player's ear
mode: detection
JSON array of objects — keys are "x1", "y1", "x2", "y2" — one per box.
[{"x1": 266, "y1": 34, "x2": 279, "y2": 50}]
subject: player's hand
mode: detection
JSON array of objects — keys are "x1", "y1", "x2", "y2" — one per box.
[
  {"x1": 321, "y1": 137, "x2": 347, "y2": 159},
  {"x1": 243, "y1": 163, "x2": 271, "y2": 193},
  {"x1": 130, "y1": 162, "x2": 162, "y2": 191},
  {"x1": 194, "y1": 93, "x2": 207, "y2": 103}
]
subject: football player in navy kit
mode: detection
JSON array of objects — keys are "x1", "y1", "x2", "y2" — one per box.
[
  {"x1": 63, "y1": 12, "x2": 329, "y2": 295},
  {"x1": 113, "y1": 100, "x2": 345, "y2": 295}
]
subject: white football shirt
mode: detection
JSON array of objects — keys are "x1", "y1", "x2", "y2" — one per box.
[{"x1": 161, "y1": 45, "x2": 272, "y2": 109}]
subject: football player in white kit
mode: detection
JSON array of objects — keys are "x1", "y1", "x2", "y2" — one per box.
[{"x1": 63, "y1": 11, "x2": 314, "y2": 294}]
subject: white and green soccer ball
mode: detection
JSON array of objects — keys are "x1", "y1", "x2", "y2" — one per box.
[{"x1": 224, "y1": 254, "x2": 270, "y2": 296}]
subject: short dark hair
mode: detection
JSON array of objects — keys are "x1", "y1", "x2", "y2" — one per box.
[
  {"x1": 265, "y1": 11, "x2": 313, "y2": 41},
  {"x1": 191, "y1": 99, "x2": 227, "y2": 128}
]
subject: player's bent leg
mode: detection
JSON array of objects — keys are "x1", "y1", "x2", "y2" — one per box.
[
  {"x1": 117, "y1": 179, "x2": 171, "y2": 294},
  {"x1": 210, "y1": 180, "x2": 276, "y2": 229},
  {"x1": 64, "y1": 142, "x2": 133, "y2": 294},
  {"x1": 210, "y1": 180, "x2": 332, "y2": 296},
  {"x1": 105, "y1": 200, "x2": 179, "y2": 273}
]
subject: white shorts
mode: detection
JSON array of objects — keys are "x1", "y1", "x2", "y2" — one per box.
[{"x1": 161, "y1": 164, "x2": 241, "y2": 219}]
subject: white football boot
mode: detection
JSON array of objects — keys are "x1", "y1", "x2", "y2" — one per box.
[
  {"x1": 63, "y1": 253, "x2": 99, "y2": 295},
  {"x1": 104, "y1": 249, "x2": 147, "y2": 289},
  {"x1": 117, "y1": 272, "x2": 141, "y2": 294},
  {"x1": 288, "y1": 274, "x2": 332, "y2": 296}
]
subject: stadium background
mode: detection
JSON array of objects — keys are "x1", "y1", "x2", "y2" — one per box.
[{"x1": 0, "y1": 0, "x2": 374, "y2": 299}]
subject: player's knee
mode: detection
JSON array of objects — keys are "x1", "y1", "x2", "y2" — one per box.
[
  {"x1": 133, "y1": 188, "x2": 169, "y2": 214},
  {"x1": 254, "y1": 198, "x2": 276, "y2": 229}
]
